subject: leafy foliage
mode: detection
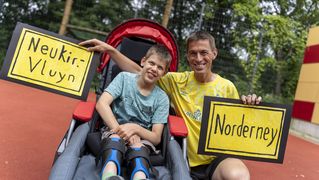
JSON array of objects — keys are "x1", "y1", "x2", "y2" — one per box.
[
  {"x1": 1, "y1": 0, "x2": 318, "y2": 104},
  {"x1": 231, "y1": 0, "x2": 313, "y2": 104}
]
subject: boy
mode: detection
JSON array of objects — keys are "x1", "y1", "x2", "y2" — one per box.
[{"x1": 80, "y1": 40, "x2": 171, "y2": 180}]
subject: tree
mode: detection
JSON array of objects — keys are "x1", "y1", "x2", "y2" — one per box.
[
  {"x1": 231, "y1": 0, "x2": 309, "y2": 103},
  {"x1": 169, "y1": 0, "x2": 251, "y2": 92},
  {"x1": 1, "y1": 0, "x2": 317, "y2": 104},
  {"x1": 0, "y1": 0, "x2": 134, "y2": 67},
  {"x1": 0, "y1": 0, "x2": 66, "y2": 67},
  {"x1": 202, "y1": 0, "x2": 248, "y2": 88}
]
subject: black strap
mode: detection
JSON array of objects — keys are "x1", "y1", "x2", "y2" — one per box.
[
  {"x1": 126, "y1": 146, "x2": 150, "y2": 161},
  {"x1": 101, "y1": 138, "x2": 126, "y2": 154},
  {"x1": 126, "y1": 146, "x2": 161, "y2": 179},
  {"x1": 95, "y1": 137, "x2": 126, "y2": 165}
]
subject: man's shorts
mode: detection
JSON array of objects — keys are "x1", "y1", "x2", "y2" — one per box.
[{"x1": 190, "y1": 156, "x2": 227, "y2": 180}]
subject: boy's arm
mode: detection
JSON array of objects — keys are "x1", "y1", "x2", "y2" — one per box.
[
  {"x1": 95, "y1": 92, "x2": 120, "y2": 130},
  {"x1": 114, "y1": 123, "x2": 164, "y2": 146},
  {"x1": 79, "y1": 39, "x2": 141, "y2": 73}
]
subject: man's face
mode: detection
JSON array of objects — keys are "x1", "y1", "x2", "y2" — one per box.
[
  {"x1": 187, "y1": 39, "x2": 217, "y2": 75},
  {"x1": 140, "y1": 54, "x2": 167, "y2": 84}
]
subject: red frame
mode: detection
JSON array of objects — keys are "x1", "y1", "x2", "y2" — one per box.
[
  {"x1": 292, "y1": 100, "x2": 314, "y2": 121},
  {"x1": 98, "y1": 18, "x2": 179, "y2": 72}
]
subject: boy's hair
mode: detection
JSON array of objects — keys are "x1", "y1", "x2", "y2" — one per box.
[
  {"x1": 144, "y1": 44, "x2": 172, "y2": 71},
  {"x1": 186, "y1": 31, "x2": 216, "y2": 51}
]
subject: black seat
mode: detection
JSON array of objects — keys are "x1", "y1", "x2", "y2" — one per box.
[{"x1": 112, "y1": 37, "x2": 155, "y2": 79}]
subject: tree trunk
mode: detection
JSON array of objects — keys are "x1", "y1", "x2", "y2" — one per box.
[
  {"x1": 162, "y1": 0, "x2": 174, "y2": 28},
  {"x1": 275, "y1": 69, "x2": 282, "y2": 95},
  {"x1": 275, "y1": 49, "x2": 284, "y2": 95},
  {"x1": 59, "y1": 0, "x2": 73, "y2": 35}
]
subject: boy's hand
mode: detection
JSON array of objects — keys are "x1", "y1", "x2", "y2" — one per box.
[
  {"x1": 241, "y1": 94, "x2": 262, "y2": 105},
  {"x1": 113, "y1": 123, "x2": 139, "y2": 141},
  {"x1": 128, "y1": 135, "x2": 141, "y2": 145},
  {"x1": 79, "y1": 38, "x2": 114, "y2": 53}
]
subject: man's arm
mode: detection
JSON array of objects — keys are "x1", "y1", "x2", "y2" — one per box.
[
  {"x1": 79, "y1": 39, "x2": 141, "y2": 73},
  {"x1": 95, "y1": 92, "x2": 120, "y2": 130},
  {"x1": 114, "y1": 123, "x2": 164, "y2": 146}
]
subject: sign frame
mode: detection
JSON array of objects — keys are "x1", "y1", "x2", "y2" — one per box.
[
  {"x1": 198, "y1": 96, "x2": 292, "y2": 163},
  {"x1": 0, "y1": 22, "x2": 98, "y2": 100}
]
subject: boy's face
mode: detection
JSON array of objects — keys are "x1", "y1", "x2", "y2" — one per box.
[{"x1": 140, "y1": 54, "x2": 167, "y2": 84}]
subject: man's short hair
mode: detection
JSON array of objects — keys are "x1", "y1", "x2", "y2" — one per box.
[
  {"x1": 186, "y1": 31, "x2": 216, "y2": 51},
  {"x1": 144, "y1": 44, "x2": 172, "y2": 71}
]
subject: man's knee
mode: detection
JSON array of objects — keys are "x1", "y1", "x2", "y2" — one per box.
[
  {"x1": 225, "y1": 164, "x2": 250, "y2": 180},
  {"x1": 213, "y1": 158, "x2": 250, "y2": 180}
]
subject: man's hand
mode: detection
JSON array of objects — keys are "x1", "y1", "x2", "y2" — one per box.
[
  {"x1": 113, "y1": 123, "x2": 139, "y2": 141},
  {"x1": 241, "y1": 94, "x2": 262, "y2": 105},
  {"x1": 79, "y1": 38, "x2": 115, "y2": 53}
]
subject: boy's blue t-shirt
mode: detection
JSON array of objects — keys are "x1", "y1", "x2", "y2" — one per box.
[{"x1": 105, "y1": 72, "x2": 169, "y2": 130}]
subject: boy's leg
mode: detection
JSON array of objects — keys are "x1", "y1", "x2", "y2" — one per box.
[
  {"x1": 211, "y1": 158, "x2": 250, "y2": 180},
  {"x1": 101, "y1": 134, "x2": 126, "y2": 179},
  {"x1": 126, "y1": 142, "x2": 151, "y2": 180}
]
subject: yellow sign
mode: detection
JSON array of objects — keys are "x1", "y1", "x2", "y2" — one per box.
[
  {"x1": 198, "y1": 97, "x2": 291, "y2": 163},
  {"x1": 1, "y1": 23, "x2": 98, "y2": 100}
]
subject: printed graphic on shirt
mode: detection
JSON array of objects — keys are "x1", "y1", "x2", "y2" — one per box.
[{"x1": 186, "y1": 109, "x2": 202, "y2": 122}]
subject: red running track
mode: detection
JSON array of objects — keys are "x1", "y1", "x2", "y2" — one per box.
[{"x1": 1, "y1": 79, "x2": 319, "y2": 179}]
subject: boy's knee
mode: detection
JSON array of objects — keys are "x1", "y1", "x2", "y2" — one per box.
[
  {"x1": 109, "y1": 134, "x2": 121, "y2": 139},
  {"x1": 130, "y1": 142, "x2": 144, "y2": 148}
]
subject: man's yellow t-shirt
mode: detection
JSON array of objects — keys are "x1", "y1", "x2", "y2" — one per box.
[{"x1": 158, "y1": 71, "x2": 239, "y2": 167}]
